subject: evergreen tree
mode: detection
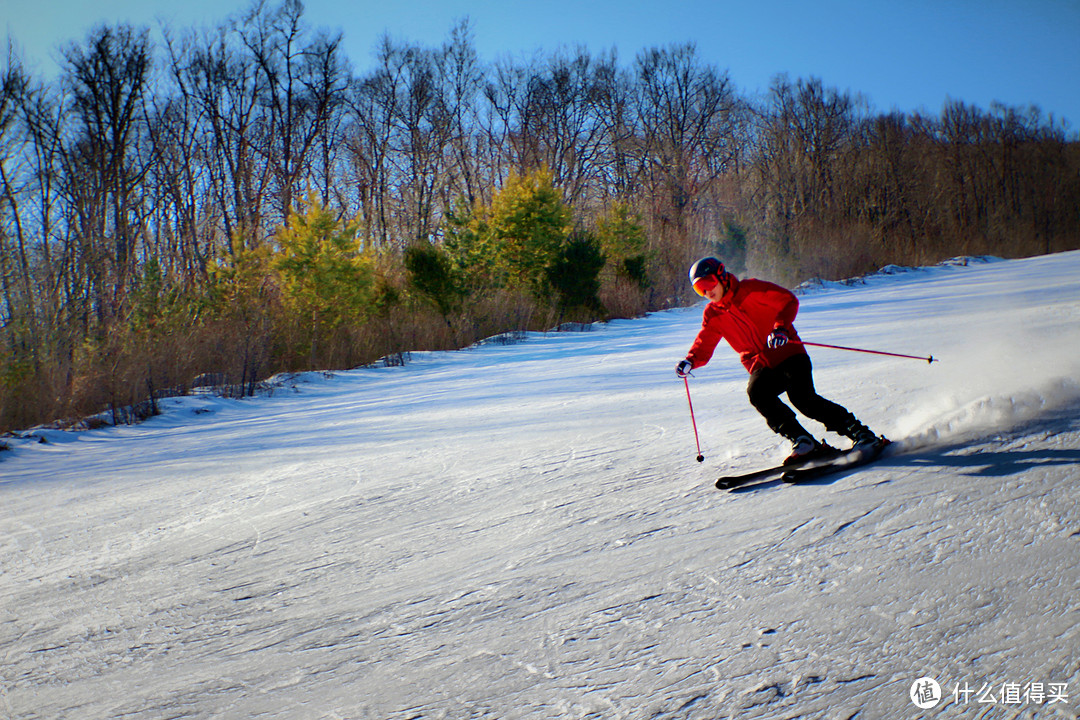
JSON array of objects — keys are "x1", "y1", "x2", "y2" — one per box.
[
  {"x1": 404, "y1": 242, "x2": 463, "y2": 317},
  {"x1": 595, "y1": 203, "x2": 649, "y2": 287},
  {"x1": 444, "y1": 167, "x2": 572, "y2": 295},
  {"x1": 271, "y1": 192, "x2": 375, "y2": 360},
  {"x1": 546, "y1": 230, "x2": 606, "y2": 316}
]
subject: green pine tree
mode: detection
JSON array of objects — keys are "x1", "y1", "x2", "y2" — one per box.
[
  {"x1": 595, "y1": 203, "x2": 649, "y2": 287},
  {"x1": 271, "y1": 192, "x2": 375, "y2": 359},
  {"x1": 444, "y1": 167, "x2": 572, "y2": 296}
]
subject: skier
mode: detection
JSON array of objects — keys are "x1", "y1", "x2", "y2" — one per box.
[{"x1": 675, "y1": 257, "x2": 881, "y2": 465}]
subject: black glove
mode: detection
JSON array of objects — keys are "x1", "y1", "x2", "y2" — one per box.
[
  {"x1": 676, "y1": 359, "x2": 693, "y2": 377},
  {"x1": 767, "y1": 329, "x2": 789, "y2": 349}
]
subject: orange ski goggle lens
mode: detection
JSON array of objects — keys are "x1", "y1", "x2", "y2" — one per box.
[{"x1": 693, "y1": 275, "x2": 720, "y2": 297}]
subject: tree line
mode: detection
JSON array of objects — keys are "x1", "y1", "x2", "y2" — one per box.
[{"x1": 1, "y1": 0, "x2": 1077, "y2": 433}]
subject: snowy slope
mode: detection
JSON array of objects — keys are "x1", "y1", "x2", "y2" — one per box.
[{"x1": 2, "y1": 252, "x2": 1079, "y2": 719}]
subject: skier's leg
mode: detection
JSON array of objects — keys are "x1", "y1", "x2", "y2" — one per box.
[
  {"x1": 747, "y1": 366, "x2": 813, "y2": 441},
  {"x1": 781, "y1": 354, "x2": 856, "y2": 429},
  {"x1": 782, "y1": 354, "x2": 877, "y2": 444}
]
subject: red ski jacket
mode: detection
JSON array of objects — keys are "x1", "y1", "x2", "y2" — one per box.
[{"x1": 685, "y1": 276, "x2": 806, "y2": 374}]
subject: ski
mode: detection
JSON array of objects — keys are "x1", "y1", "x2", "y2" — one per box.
[
  {"x1": 715, "y1": 464, "x2": 789, "y2": 490},
  {"x1": 715, "y1": 445, "x2": 841, "y2": 490},
  {"x1": 780, "y1": 438, "x2": 891, "y2": 483}
]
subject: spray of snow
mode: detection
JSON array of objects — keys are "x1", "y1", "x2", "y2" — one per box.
[
  {"x1": 868, "y1": 255, "x2": 1080, "y2": 450},
  {"x1": 898, "y1": 376, "x2": 1080, "y2": 450}
]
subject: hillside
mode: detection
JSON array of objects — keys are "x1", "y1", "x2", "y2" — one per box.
[{"x1": 2, "y1": 252, "x2": 1079, "y2": 719}]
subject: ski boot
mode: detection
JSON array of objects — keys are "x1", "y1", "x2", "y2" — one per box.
[
  {"x1": 783, "y1": 435, "x2": 838, "y2": 466},
  {"x1": 842, "y1": 420, "x2": 884, "y2": 451}
]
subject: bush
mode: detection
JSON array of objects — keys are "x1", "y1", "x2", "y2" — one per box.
[{"x1": 546, "y1": 230, "x2": 605, "y2": 317}]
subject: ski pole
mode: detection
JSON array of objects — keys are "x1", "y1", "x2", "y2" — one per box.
[
  {"x1": 795, "y1": 340, "x2": 937, "y2": 364},
  {"x1": 682, "y1": 374, "x2": 705, "y2": 462}
]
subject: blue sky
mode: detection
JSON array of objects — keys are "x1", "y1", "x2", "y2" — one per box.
[{"x1": 3, "y1": 0, "x2": 1079, "y2": 129}]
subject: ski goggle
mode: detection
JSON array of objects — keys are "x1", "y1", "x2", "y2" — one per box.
[{"x1": 692, "y1": 274, "x2": 720, "y2": 297}]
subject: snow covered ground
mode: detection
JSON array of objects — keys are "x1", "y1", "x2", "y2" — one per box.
[{"x1": 2, "y1": 251, "x2": 1079, "y2": 719}]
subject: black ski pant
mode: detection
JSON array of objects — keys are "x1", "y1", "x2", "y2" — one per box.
[{"x1": 746, "y1": 353, "x2": 857, "y2": 441}]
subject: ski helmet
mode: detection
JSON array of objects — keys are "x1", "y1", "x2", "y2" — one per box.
[
  {"x1": 689, "y1": 257, "x2": 727, "y2": 297},
  {"x1": 689, "y1": 257, "x2": 724, "y2": 284}
]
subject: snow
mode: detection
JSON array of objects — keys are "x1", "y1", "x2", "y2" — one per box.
[{"x1": 2, "y1": 251, "x2": 1079, "y2": 719}]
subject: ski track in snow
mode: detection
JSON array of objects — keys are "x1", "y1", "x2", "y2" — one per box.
[{"x1": 2, "y1": 252, "x2": 1079, "y2": 719}]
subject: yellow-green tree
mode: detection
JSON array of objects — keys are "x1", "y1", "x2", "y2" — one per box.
[
  {"x1": 271, "y1": 193, "x2": 375, "y2": 362},
  {"x1": 445, "y1": 167, "x2": 572, "y2": 294},
  {"x1": 595, "y1": 203, "x2": 649, "y2": 287},
  {"x1": 206, "y1": 236, "x2": 277, "y2": 394}
]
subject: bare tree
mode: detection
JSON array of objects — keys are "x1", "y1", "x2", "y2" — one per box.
[
  {"x1": 590, "y1": 54, "x2": 639, "y2": 205},
  {"x1": 173, "y1": 23, "x2": 273, "y2": 253},
  {"x1": 146, "y1": 56, "x2": 211, "y2": 281},
  {"x1": 240, "y1": 0, "x2": 348, "y2": 221},
  {"x1": 346, "y1": 35, "x2": 404, "y2": 246},
  {"x1": 529, "y1": 48, "x2": 614, "y2": 209},
  {"x1": 346, "y1": 33, "x2": 454, "y2": 246},
  {"x1": 0, "y1": 49, "x2": 33, "y2": 335},
  {"x1": 633, "y1": 43, "x2": 740, "y2": 296},
  {"x1": 59, "y1": 23, "x2": 154, "y2": 324},
  {"x1": 437, "y1": 19, "x2": 486, "y2": 207},
  {"x1": 391, "y1": 42, "x2": 451, "y2": 243}
]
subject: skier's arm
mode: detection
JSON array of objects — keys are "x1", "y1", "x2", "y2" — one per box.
[
  {"x1": 685, "y1": 308, "x2": 724, "y2": 369},
  {"x1": 770, "y1": 288, "x2": 799, "y2": 330},
  {"x1": 749, "y1": 281, "x2": 799, "y2": 348}
]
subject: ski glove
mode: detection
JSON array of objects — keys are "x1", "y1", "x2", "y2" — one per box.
[
  {"x1": 676, "y1": 359, "x2": 693, "y2": 378},
  {"x1": 767, "y1": 329, "x2": 789, "y2": 349}
]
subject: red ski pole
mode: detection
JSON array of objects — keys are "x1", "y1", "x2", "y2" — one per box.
[
  {"x1": 683, "y1": 374, "x2": 705, "y2": 462},
  {"x1": 795, "y1": 340, "x2": 937, "y2": 364}
]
